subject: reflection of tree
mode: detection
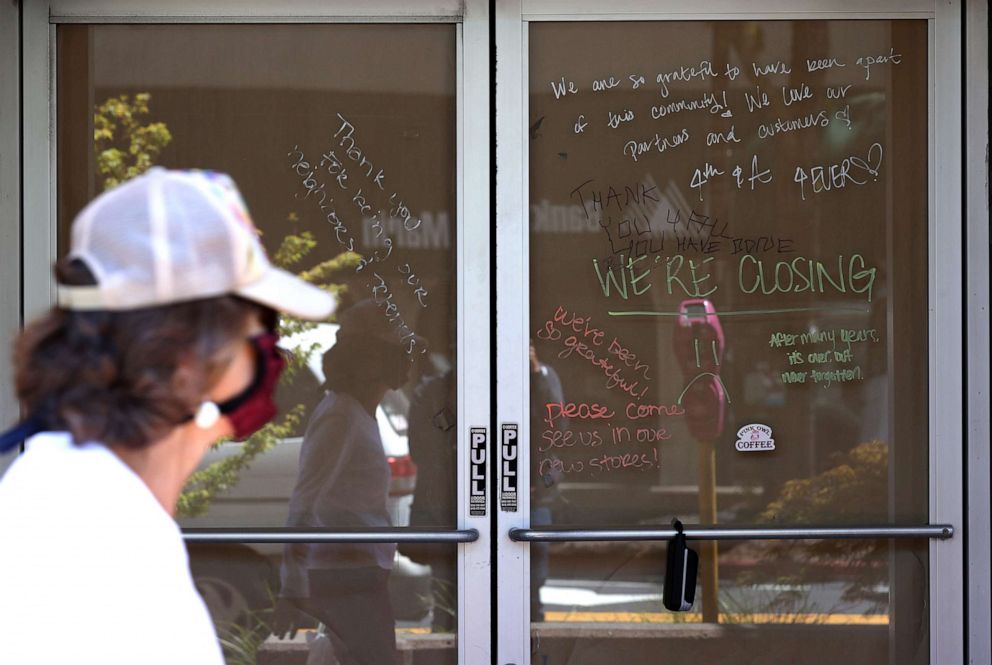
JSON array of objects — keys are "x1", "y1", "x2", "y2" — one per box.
[
  {"x1": 759, "y1": 440, "x2": 889, "y2": 610},
  {"x1": 92, "y1": 93, "x2": 360, "y2": 518},
  {"x1": 94, "y1": 94, "x2": 172, "y2": 191},
  {"x1": 762, "y1": 440, "x2": 887, "y2": 523}
]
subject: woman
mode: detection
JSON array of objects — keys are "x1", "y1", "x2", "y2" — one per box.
[
  {"x1": 276, "y1": 299, "x2": 418, "y2": 665},
  {"x1": 0, "y1": 168, "x2": 334, "y2": 664}
]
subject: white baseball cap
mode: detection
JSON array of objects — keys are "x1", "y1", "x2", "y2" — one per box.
[{"x1": 57, "y1": 168, "x2": 335, "y2": 321}]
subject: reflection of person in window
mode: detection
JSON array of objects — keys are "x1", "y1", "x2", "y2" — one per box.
[
  {"x1": 406, "y1": 369, "x2": 458, "y2": 631},
  {"x1": 530, "y1": 341, "x2": 565, "y2": 622},
  {"x1": 276, "y1": 300, "x2": 418, "y2": 665}
]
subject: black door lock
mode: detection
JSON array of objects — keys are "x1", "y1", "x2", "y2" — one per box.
[{"x1": 663, "y1": 518, "x2": 699, "y2": 612}]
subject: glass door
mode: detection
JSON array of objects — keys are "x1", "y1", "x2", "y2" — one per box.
[
  {"x1": 497, "y1": 3, "x2": 963, "y2": 665},
  {"x1": 22, "y1": 2, "x2": 491, "y2": 664}
]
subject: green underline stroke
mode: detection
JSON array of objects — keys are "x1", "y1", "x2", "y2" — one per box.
[{"x1": 608, "y1": 306, "x2": 870, "y2": 318}]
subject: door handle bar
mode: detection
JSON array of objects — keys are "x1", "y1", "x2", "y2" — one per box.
[
  {"x1": 183, "y1": 527, "x2": 479, "y2": 544},
  {"x1": 509, "y1": 525, "x2": 953, "y2": 542}
]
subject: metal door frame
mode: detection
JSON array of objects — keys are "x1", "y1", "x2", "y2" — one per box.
[
  {"x1": 19, "y1": 1, "x2": 491, "y2": 663},
  {"x1": 0, "y1": 1, "x2": 21, "y2": 479},
  {"x1": 964, "y1": 1, "x2": 991, "y2": 662},
  {"x1": 495, "y1": 2, "x2": 966, "y2": 663}
]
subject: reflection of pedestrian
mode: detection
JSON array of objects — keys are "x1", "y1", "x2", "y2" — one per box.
[
  {"x1": 530, "y1": 342, "x2": 565, "y2": 623},
  {"x1": 408, "y1": 370, "x2": 457, "y2": 527},
  {"x1": 406, "y1": 370, "x2": 457, "y2": 631},
  {"x1": 276, "y1": 300, "x2": 418, "y2": 665},
  {"x1": 0, "y1": 169, "x2": 334, "y2": 664}
]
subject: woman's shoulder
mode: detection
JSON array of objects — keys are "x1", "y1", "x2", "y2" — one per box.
[
  {"x1": 0, "y1": 432, "x2": 172, "y2": 529},
  {"x1": 0, "y1": 432, "x2": 99, "y2": 503}
]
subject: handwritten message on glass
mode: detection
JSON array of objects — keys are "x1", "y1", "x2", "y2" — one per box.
[
  {"x1": 288, "y1": 114, "x2": 436, "y2": 357},
  {"x1": 529, "y1": 20, "x2": 928, "y2": 525}
]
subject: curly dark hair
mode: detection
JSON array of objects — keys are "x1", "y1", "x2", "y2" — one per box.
[{"x1": 13, "y1": 258, "x2": 262, "y2": 449}]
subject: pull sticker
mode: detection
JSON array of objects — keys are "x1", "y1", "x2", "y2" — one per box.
[
  {"x1": 500, "y1": 424, "x2": 519, "y2": 512},
  {"x1": 469, "y1": 428, "x2": 487, "y2": 516},
  {"x1": 735, "y1": 423, "x2": 775, "y2": 452}
]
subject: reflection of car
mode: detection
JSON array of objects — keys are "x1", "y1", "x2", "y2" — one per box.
[{"x1": 184, "y1": 323, "x2": 430, "y2": 634}]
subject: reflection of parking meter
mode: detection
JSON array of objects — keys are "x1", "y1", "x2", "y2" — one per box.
[
  {"x1": 673, "y1": 299, "x2": 725, "y2": 623},
  {"x1": 674, "y1": 299, "x2": 726, "y2": 441}
]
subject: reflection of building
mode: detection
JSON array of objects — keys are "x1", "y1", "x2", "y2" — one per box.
[
  {"x1": 56, "y1": 24, "x2": 460, "y2": 368},
  {"x1": 363, "y1": 212, "x2": 452, "y2": 250}
]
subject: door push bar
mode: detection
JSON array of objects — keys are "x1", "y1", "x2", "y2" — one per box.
[
  {"x1": 509, "y1": 525, "x2": 954, "y2": 542},
  {"x1": 183, "y1": 527, "x2": 480, "y2": 544}
]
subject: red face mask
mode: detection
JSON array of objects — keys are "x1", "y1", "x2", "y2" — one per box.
[{"x1": 217, "y1": 332, "x2": 286, "y2": 440}]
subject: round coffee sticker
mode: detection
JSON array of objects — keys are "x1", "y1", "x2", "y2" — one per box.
[{"x1": 735, "y1": 424, "x2": 775, "y2": 452}]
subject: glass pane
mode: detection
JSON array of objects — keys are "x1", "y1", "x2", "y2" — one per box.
[
  {"x1": 531, "y1": 539, "x2": 927, "y2": 665},
  {"x1": 57, "y1": 23, "x2": 459, "y2": 661},
  {"x1": 529, "y1": 19, "x2": 928, "y2": 663},
  {"x1": 189, "y1": 542, "x2": 458, "y2": 664},
  {"x1": 58, "y1": 24, "x2": 457, "y2": 527}
]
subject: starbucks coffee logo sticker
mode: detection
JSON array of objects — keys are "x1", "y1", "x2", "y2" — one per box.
[{"x1": 736, "y1": 424, "x2": 775, "y2": 452}]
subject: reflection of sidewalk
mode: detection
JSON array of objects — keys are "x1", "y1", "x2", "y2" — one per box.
[
  {"x1": 541, "y1": 578, "x2": 884, "y2": 622},
  {"x1": 530, "y1": 623, "x2": 890, "y2": 665},
  {"x1": 257, "y1": 630, "x2": 455, "y2": 665}
]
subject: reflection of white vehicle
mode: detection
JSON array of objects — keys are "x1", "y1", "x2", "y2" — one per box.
[{"x1": 183, "y1": 323, "x2": 429, "y2": 633}]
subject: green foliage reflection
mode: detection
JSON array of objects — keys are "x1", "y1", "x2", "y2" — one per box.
[{"x1": 760, "y1": 440, "x2": 889, "y2": 611}]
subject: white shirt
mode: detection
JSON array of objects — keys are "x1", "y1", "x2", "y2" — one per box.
[{"x1": 0, "y1": 433, "x2": 224, "y2": 665}]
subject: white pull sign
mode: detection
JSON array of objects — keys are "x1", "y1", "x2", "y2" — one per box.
[
  {"x1": 735, "y1": 424, "x2": 775, "y2": 452},
  {"x1": 500, "y1": 424, "x2": 519, "y2": 512},
  {"x1": 469, "y1": 427, "x2": 488, "y2": 516}
]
